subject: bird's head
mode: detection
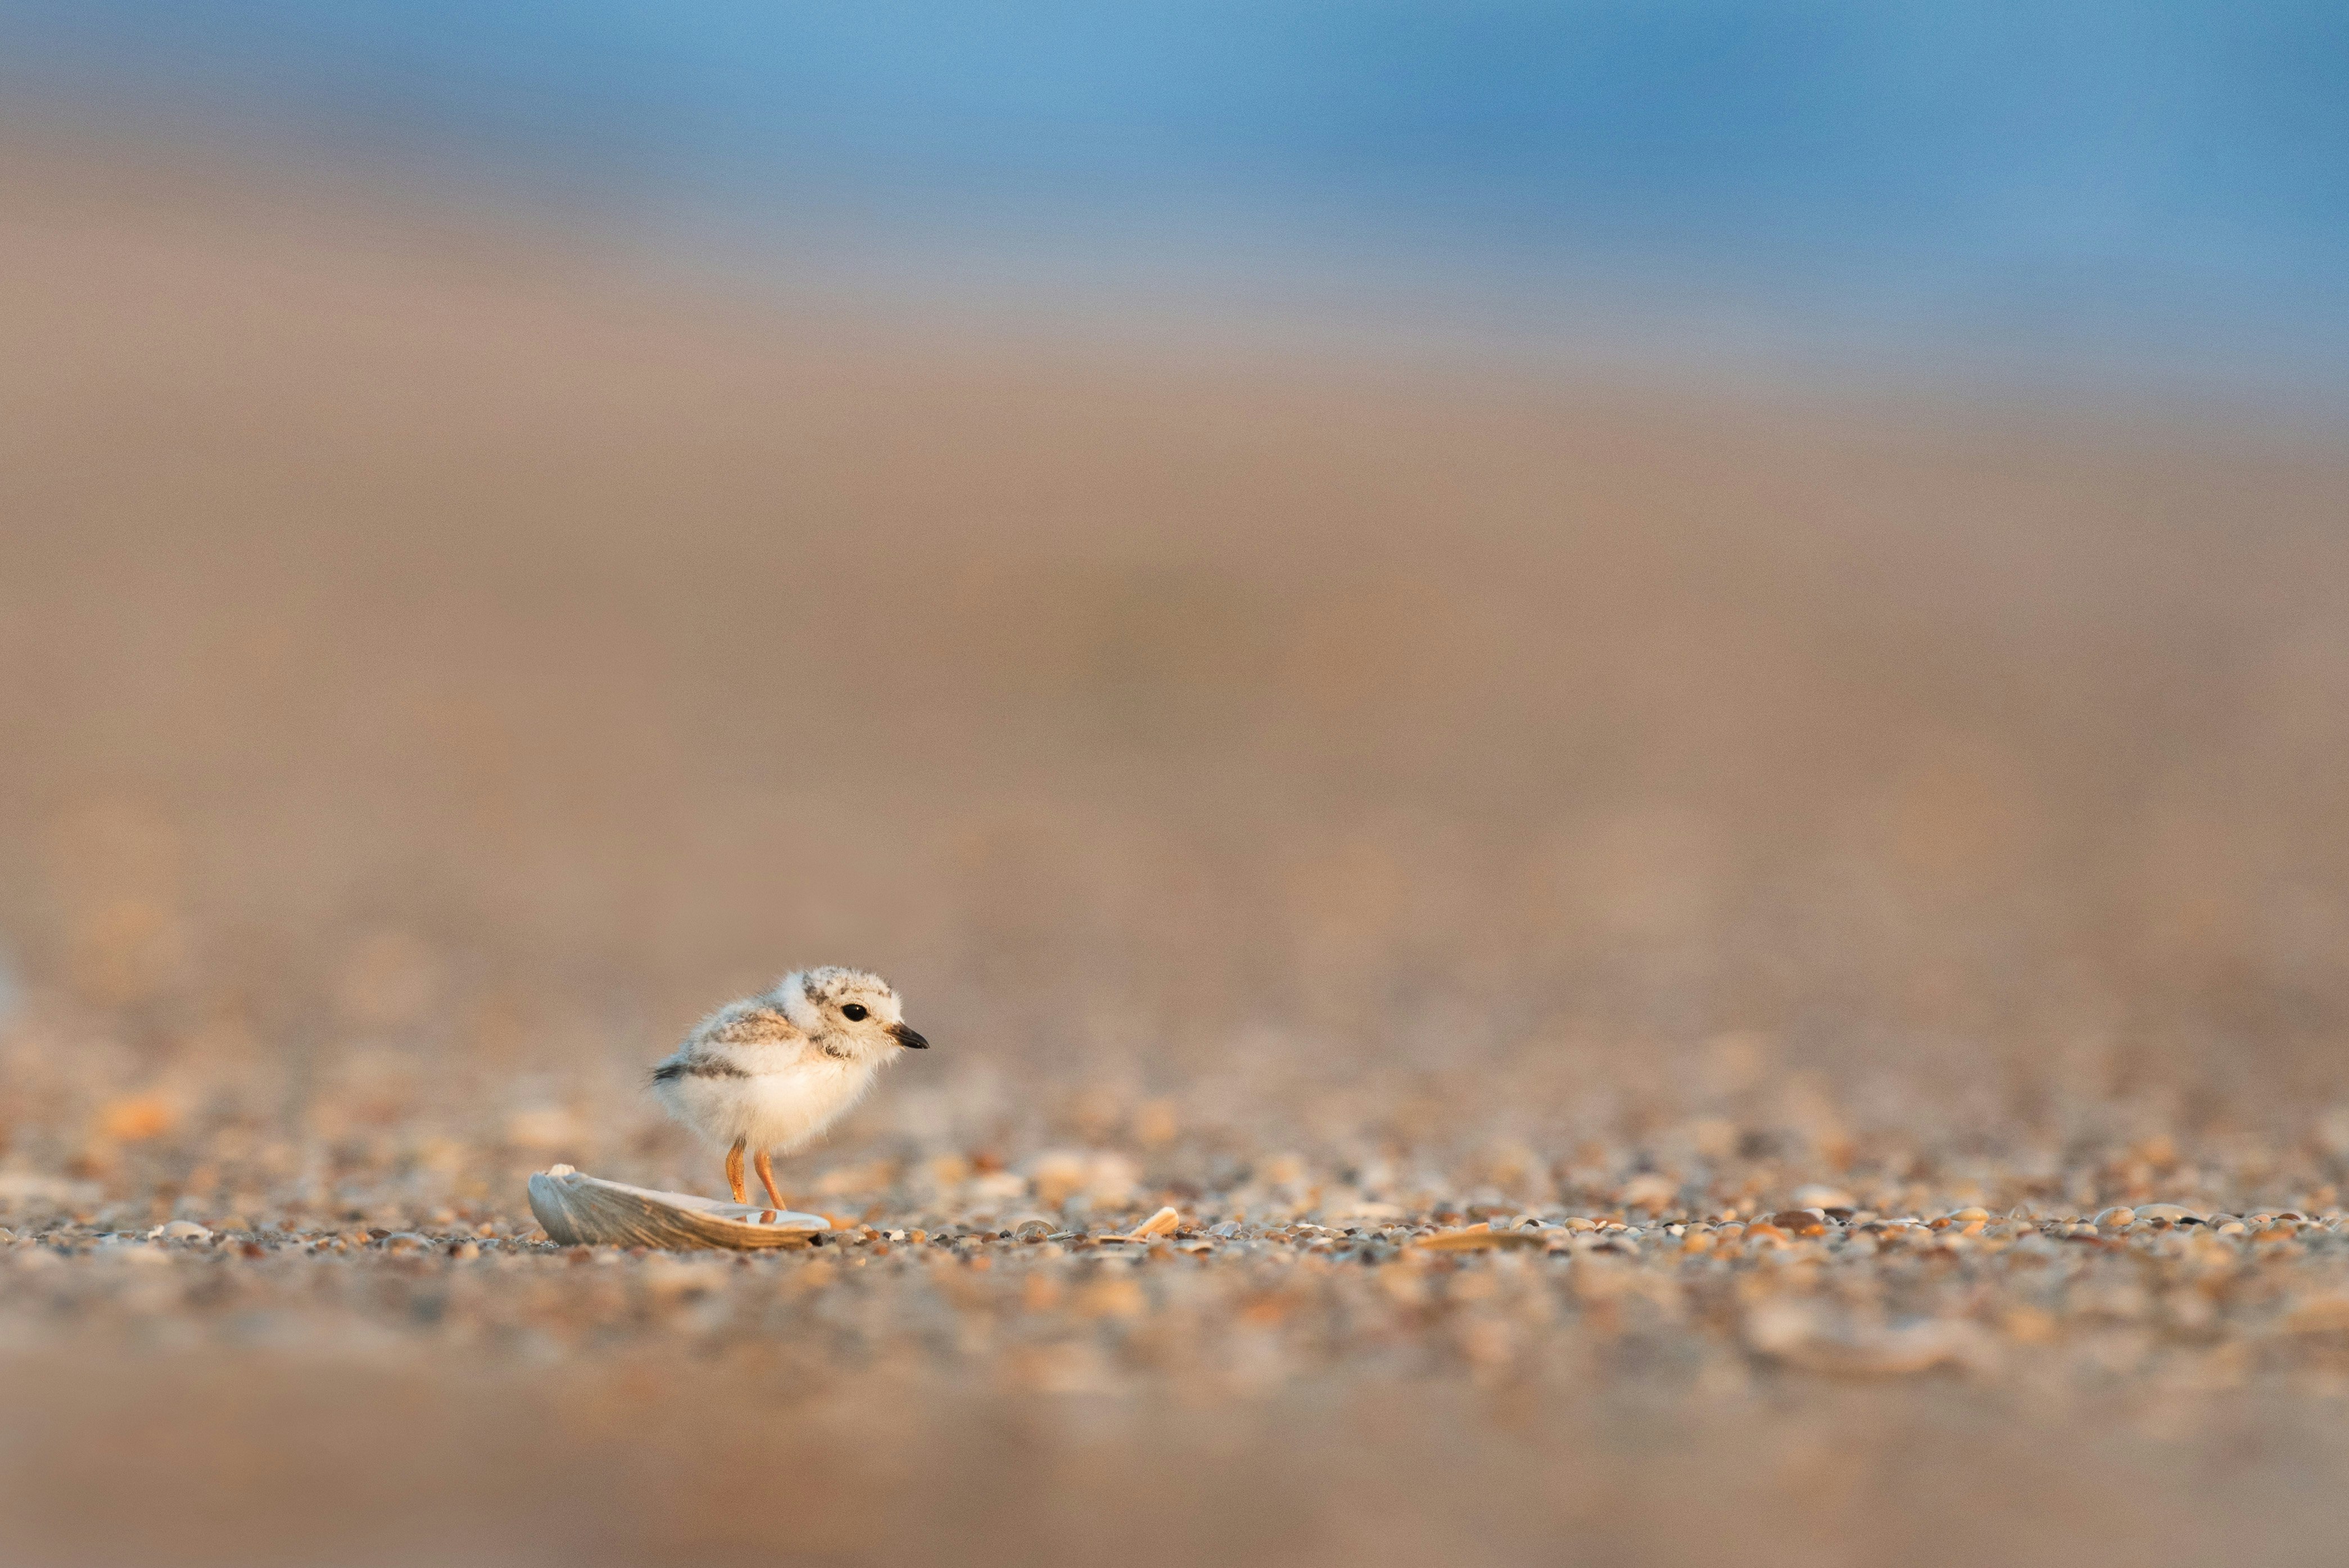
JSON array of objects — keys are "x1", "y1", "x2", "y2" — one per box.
[{"x1": 776, "y1": 967, "x2": 929, "y2": 1062}]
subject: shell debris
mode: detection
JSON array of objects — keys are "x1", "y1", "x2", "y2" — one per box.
[
  {"x1": 526, "y1": 1167, "x2": 828, "y2": 1250},
  {"x1": 1097, "y1": 1205, "x2": 1183, "y2": 1243}
]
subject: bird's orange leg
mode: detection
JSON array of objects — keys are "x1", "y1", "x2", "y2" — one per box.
[
  {"x1": 724, "y1": 1137, "x2": 748, "y2": 1204},
  {"x1": 753, "y1": 1148, "x2": 785, "y2": 1212}
]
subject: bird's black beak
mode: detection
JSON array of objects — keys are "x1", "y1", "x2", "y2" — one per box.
[{"x1": 889, "y1": 1023, "x2": 930, "y2": 1050}]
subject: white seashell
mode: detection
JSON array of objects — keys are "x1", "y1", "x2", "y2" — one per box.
[{"x1": 527, "y1": 1167, "x2": 830, "y2": 1250}]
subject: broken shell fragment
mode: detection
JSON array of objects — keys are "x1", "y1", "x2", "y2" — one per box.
[
  {"x1": 526, "y1": 1166, "x2": 829, "y2": 1250},
  {"x1": 1098, "y1": 1206, "x2": 1183, "y2": 1243},
  {"x1": 1412, "y1": 1223, "x2": 1546, "y2": 1252}
]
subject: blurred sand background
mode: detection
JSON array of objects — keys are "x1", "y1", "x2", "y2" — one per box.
[{"x1": 6, "y1": 137, "x2": 2349, "y2": 1566}]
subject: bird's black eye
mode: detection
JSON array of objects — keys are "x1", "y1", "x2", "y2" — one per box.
[{"x1": 841, "y1": 1003, "x2": 868, "y2": 1022}]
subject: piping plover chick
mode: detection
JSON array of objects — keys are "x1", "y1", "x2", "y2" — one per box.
[{"x1": 650, "y1": 967, "x2": 929, "y2": 1209}]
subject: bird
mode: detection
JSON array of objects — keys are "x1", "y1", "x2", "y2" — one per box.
[{"x1": 649, "y1": 967, "x2": 929, "y2": 1210}]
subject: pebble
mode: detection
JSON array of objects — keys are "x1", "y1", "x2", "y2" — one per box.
[{"x1": 3, "y1": 1072, "x2": 2344, "y2": 1432}]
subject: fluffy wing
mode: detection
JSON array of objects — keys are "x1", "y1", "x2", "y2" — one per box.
[
  {"x1": 650, "y1": 1003, "x2": 802, "y2": 1084},
  {"x1": 701, "y1": 1005, "x2": 800, "y2": 1048}
]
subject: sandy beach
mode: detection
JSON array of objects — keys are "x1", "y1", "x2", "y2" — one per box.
[{"x1": 5, "y1": 142, "x2": 2349, "y2": 1565}]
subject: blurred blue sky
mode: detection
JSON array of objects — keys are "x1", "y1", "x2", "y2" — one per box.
[{"x1": 5, "y1": 2, "x2": 2347, "y2": 394}]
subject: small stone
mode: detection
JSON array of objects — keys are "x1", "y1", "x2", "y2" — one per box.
[
  {"x1": 159, "y1": 1220, "x2": 212, "y2": 1241},
  {"x1": 2094, "y1": 1207, "x2": 2137, "y2": 1229},
  {"x1": 96, "y1": 1094, "x2": 178, "y2": 1142},
  {"x1": 1767, "y1": 1209, "x2": 1827, "y2": 1237},
  {"x1": 2284, "y1": 1295, "x2": 2349, "y2": 1334},
  {"x1": 1618, "y1": 1173, "x2": 1677, "y2": 1211},
  {"x1": 1072, "y1": 1275, "x2": 1147, "y2": 1320},
  {"x1": 1413, "y1": 1224, "x2": 1544, "y2": 1252}
]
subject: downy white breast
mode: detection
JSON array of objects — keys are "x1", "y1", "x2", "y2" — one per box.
[{"x1": 671, "y1": 1054, "x2": 881, "y2": 1153}]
